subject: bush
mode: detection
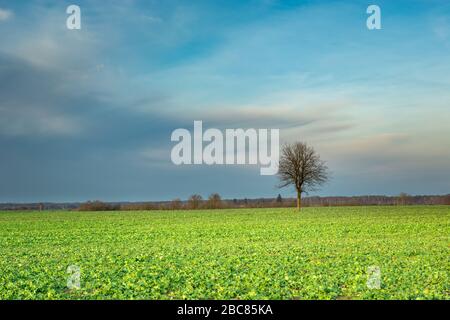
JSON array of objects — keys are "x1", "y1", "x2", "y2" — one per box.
[
  {"x1": 78, "y1": 201, "x2": 119, "y2": 211},
  {"x1": 187, "y1": 194, "x2": 203, "y2": 209},
  {"x1": 120, "y1": 203, "x2": 158, "y2": 211},
  {"x1": 169, "y1": 198, "x2": 183, "y2": 210},
  {"x1": 207, "y1": 193, "x2": 222, "y2": 209}
]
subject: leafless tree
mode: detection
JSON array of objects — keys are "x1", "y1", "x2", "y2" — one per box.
[
  {"x1": 396, "y1": 192, "x2": 410, "y2": 206},
  {"x1": 277, "y1": 142, "x2": 329, "y2": 210},
  {"x1": 188, "y1": 194, "x2": 203, "y2": 209},
  {"x1": 170, "y1": 198, "x2": 183, "y2": 210},
  {"x1": 207, "y1": 193, "x2": 222, "y2": 209}
]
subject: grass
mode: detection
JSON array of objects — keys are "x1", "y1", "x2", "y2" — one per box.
[{"x1": 0, "y1": 206, "x2": 448, "y2": 300}]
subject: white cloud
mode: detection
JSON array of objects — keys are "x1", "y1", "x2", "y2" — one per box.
[
  {"x1": 0, "y1": 107, "x2": 81, "y2": 137},
  {"x1": 0, "y1": 8, "x2": 13, "y2": 21},
  {"x1": 432, "y1": 16, "x2": 450, "y2": 41}
]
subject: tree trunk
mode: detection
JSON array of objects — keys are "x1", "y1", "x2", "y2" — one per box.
[{"x1": 297, "y1": 191, "x2": 302, "y2": 211}]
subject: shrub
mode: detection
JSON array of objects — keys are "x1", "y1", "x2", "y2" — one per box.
[
  {"x1": 170, "y1": 198, "x2": 183, "y2": 210},
  {"x1": 207, "y1": 193, "x2": 222, "y2": 209},
  {"x1": 187, "y1": 194, "x2": 203, "y2": 209},
  {"x1": 78, "y1": 201, "x2": 119, "y2": 211}
]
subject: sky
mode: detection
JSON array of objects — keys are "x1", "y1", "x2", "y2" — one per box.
[{"x1": 0, "y1": 0, "x2": 449, "y2": 202}]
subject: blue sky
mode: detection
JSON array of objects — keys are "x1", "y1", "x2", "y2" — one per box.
[{"x1": 0, "y1": 0, "x2": 449, "y2": 202}]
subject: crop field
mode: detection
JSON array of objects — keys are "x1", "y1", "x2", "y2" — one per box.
[{"x1": 0, "y1": 206, "x2": 449, "y2": 300}]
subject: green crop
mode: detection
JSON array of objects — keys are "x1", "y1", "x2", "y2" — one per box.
[{"x1": 0, "y1": 206, "x2": 448, "y2": 300}]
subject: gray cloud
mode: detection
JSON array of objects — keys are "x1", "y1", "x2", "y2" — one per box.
[
  {"x1": 1, "y1": 1, "x2": 449, "y2": 203},
  {"x1": 0, "y1": 8, "x2": 12, "y2": 21},
  {"x1": 0, "y1": 53, "x2": 85, "y2": 137}
]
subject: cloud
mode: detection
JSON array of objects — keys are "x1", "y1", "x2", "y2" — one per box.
[
  {"x1": 432, "y1": 16, "x2": 450, "y2": 42},
  {"x1": 0, "y1": 7, "x2": 131, "y2": 139},
  {"x1": 141, "y1": 15, "x2": 163, "y2": 23},
  {"x1": 0, "y1": 8, "x2": 13, "y2": 21},
  {"x1": 165, "y1": 102, "x2": 355, "y2": 134},
  {"x1": 0, "y1": 107, "x2": 81, "y2": 137},
  {"x1": 319, "y1": 132, "x2": 450, "y2": 178},
  {"x1": 0, "y1": 53, "x2": 88, "y2": 137},
  {"x1": 1, "y1": 1, "x2": 450, "y2": 201}
]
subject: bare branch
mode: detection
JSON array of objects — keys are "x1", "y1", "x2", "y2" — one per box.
[{"x1": 277, "y1": 142, "x2": 330, "y2": 209}]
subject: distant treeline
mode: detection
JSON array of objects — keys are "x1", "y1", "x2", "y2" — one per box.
[{"x1": 1, "y1": 193, "x2": 449, "y2": 211}]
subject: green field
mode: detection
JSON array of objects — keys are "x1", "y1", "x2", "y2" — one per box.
[{"x1": 0, "y1": 206, "x2": 448, "y2": 300}]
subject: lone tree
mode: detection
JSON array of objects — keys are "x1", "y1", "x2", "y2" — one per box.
[{"x1": 277, "y1": 142, "x2": 329, "y2": 210}]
